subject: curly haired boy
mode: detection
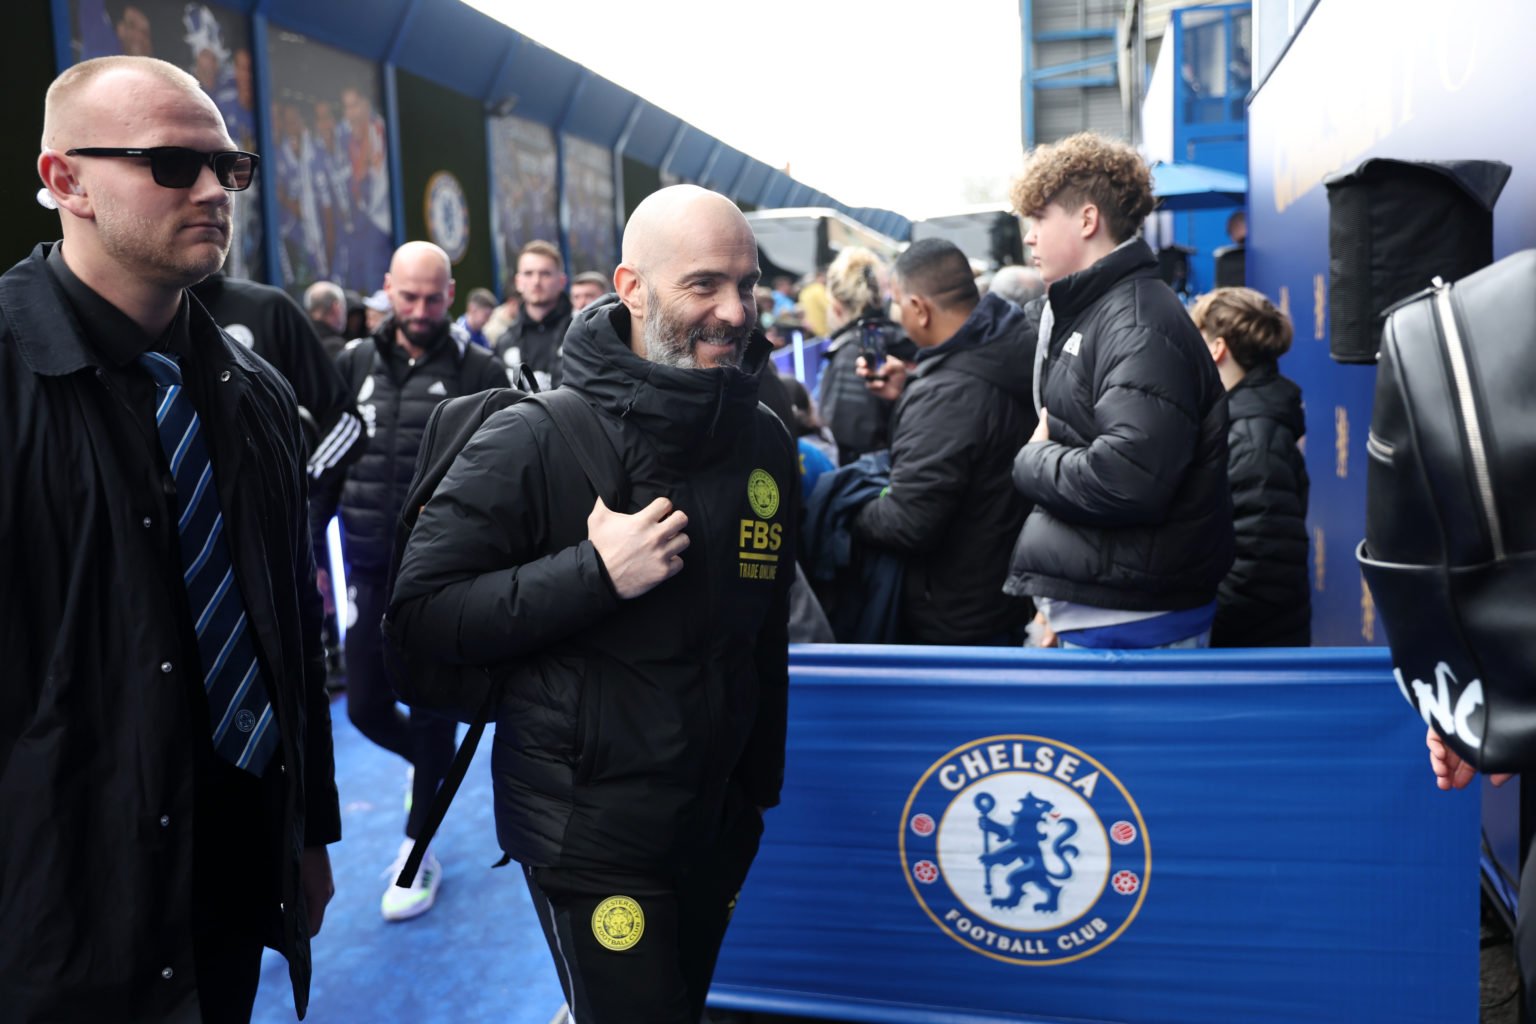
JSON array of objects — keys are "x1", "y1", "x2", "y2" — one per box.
[{"x1": 1003, "y1": 133, "x2": 1235, "y2": 649}]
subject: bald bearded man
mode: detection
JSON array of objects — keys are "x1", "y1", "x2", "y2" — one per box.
[
  {"x1": 391, "y1": 185, "x2": 797, "y2": 1023},
  {"x1": 1, "y1": 56, "x2": 338, "y2": 1021},
  {"x1": 316, "y1": 240, "x2": 505, "y2": 923}
]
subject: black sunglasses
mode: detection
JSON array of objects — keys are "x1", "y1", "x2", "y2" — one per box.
[{"x1": 65, "y1": 147, "x2": 259, "y2": 191}]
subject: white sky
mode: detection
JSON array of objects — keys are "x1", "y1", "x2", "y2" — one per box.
[{"x1": 462, "y1": 0, "x2": 1026, "y2": 219}]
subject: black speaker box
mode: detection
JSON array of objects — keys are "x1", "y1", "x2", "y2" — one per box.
[
  {"x1": 1324, "y1": 158, "x2": 1509, "y2": 364},
  {"x1": 1213, "y1": 243, "x2": 1245, "y2": 288}
]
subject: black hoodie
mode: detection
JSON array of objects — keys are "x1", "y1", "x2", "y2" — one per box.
[
  {"x1": 853, "y1": 292, "x2": 1037, "y2": 643},
  {"x1": 390, "y1": 297, "x2": 796, "y2": 871}
]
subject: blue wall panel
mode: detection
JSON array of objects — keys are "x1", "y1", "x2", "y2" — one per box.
[
  {"x1": 666, "y1": 125, "x2": 717, "y2": 182},
  {"x1": 264, "y1": 0, "x2": 408, "y2": 60},
  {"x1": 1248, "y1": 0, "x2": 1536, "y2": 645},
  {"x1": 701, "y1": 146, "x2": 746, "y2": 193},
  {"x1": 564, "y1": 75, "x2": 635, "y2": 148},
  {"x1": 488, "y1": 34, "x2": 582, "y2": 127},
  {"x1": 390, "y1": 0, "x2": 508, "y2": 100},
  {"x1": 623, "y1": 103, "x2": 682, "y2": 168}
]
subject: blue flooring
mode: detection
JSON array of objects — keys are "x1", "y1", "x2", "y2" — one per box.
[{"x1": 251, "y1": 697, "x2": 565, "y2": 1024}]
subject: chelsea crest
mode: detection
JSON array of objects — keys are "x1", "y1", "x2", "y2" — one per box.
[
  {"x1": 424, "y1": 171, "x2": 469, "y2": 263},
  {"x1": 900, "y1": 735, "x2": 1150, "y2": 965}
]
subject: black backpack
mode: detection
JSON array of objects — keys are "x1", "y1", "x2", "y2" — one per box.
[
  {"x1": 380, "y1": 384, "x2": 627, "y2": 883},
  {"x1": 1357, "y1": 249, "x2": 1536, "y2": 773}
]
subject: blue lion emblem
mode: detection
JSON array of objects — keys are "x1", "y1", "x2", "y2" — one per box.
[{"x1": 975, "y1": 791, "x2": 1080, "y2": 912}]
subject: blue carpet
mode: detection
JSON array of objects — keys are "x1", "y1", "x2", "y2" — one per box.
[{"x1": 251, "y1": 697, "x2": 565, "y2": 1023}]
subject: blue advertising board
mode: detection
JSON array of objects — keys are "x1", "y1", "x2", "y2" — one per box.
[
  {"x1": 711, "y1": 645, "x2": 1477, "y2": 1024},
  {"x1": 1247, "y1": 0, "x2": 1536, "y2": 646}
]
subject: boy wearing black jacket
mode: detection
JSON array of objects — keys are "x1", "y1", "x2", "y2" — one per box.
[
  {"x1": 1192, "y1": 287, "x2": 1310, "y2": 647},
  {"x1": 1004, "y1": 132, "x2": 1234, "y2": 648}
]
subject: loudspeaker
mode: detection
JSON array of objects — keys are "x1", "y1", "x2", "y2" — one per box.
[
  {"x1": 1324, "y1": 158, "x2": 1509, "y2": 364},
  {"x1": 1213, "y1": 244, "x2": 1245, "y2": 288}
]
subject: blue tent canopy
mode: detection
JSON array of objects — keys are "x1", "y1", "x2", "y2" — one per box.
[{"x1": 1151, "y1": 160, "x2": 1247, "y2": 211}]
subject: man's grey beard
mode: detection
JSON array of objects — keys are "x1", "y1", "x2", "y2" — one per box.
[{"x1": 642, "y1": 292, "x2": 748, "y2": 369}]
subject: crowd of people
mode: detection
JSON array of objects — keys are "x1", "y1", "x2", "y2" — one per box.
[{"x1": 3, "y1": 53, "x2": 1344, "y2": 1024}]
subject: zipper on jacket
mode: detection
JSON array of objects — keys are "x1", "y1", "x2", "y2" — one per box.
[
  {"x1": 1431, "y1": 279, "x2": 1504, "y2": 559},
  {"x1": 1365, "y1": 432, "x2": 1395, "y2": 465}
]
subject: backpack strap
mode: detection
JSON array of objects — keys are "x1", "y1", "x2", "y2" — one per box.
[
  {"x1": 525, "y1": 389, "x2": 629, "y2": 509},
  {"x1": 396, "y1": 685, "x2": 496, "y2": 887}
]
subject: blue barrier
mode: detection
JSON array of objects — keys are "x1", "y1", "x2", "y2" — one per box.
[{"x1": 711, "y1": 646, "x2": 1478, "y2": 1024}]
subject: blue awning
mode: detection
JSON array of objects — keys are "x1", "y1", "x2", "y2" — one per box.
[{"x1": 1151, "y1": 160, "x2": 1247, "y2": 211}]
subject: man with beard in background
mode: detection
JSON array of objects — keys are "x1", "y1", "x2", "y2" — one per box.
[
  {"x1": 391, "y1": 185, "x2": 796, "y2": 1024},
  {"x1": 493, "y1": 238, "x2": 571, "y2": 390},
  {"x1": 317, "y1": 241, "x2": 505, "y2": 922}
]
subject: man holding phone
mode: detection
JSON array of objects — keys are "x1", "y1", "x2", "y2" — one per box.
[{"x1": 852, "y1": 238, "x2": 1037, "y2": 645}]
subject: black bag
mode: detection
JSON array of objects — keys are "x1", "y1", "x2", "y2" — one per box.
[
  {"x1": 1324, "y1": 158, "x2": 1509, "y2": 364},
  {"x1": 381, "y1": 385, "x2": 627, "y2": 883},
  {"x1": 1357, "y1": 249, "x2": 1536, "y2": 773}
]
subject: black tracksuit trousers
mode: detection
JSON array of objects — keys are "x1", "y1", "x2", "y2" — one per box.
[{"x1": 522, "y1": 785, "x2": 764, "y2": 1024}]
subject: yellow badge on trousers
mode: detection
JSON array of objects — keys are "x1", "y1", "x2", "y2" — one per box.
[{"x1": 592, "y1": 895, "x2": 645, "y2": 951}]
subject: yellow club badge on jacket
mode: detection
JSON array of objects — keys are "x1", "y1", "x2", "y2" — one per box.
[
  {"x1": 747, "y1": 468, "x2": 779, "y2": 519},
  {"x1": 739, "y1": 469, "x2": 783, "y2": 581},
  {"x1": 592, "y1": 895, "x2": 644, "y2": 951}
]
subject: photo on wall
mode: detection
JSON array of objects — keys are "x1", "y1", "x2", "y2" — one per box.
[
  {"x1": 70, "y1": 0, "x2": 264, "y2": 280},
  {"x1": 563, "y1": 135, "x2": 617, "y2": 276},
  {"x1": 264, "y1": 28, "x2": 395, "y2": 297},
  {"x1": 489, "y1": 115, "x2": 559, "y2": 284}
]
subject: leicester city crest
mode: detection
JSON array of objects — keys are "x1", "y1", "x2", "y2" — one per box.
[{"x1": 901, "y1": 735, "x2": 1150, "y2": 965}]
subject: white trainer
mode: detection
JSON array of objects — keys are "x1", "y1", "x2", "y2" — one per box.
[{"x1": 381, "y1": 838, "x2": 441, "y2": 922}]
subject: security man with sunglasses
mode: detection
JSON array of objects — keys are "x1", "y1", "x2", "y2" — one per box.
[{"x1": 0, "y1": 56, "x2": 340, "y2": 1023}]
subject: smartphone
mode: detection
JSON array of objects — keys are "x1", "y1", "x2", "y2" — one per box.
[{"x1": 859, "y1": 322, "x2": 887, "y2": 382}]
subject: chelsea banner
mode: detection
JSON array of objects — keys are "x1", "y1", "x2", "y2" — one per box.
[{"x1": 710, "y1": 646, "x2": 1478, "y2": 1024}]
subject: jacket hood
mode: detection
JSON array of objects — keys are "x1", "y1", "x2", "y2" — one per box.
[
  {"x1": 913, "y1": 292, "x2": 1036, "y2": 401},
  {"x1": 1047, "y1": 238, "x2": 1159, "y2": 320},
  {"x1": 562, "y1": 296, "x2": 770, "y2": 465},
  {"x1": 1227, "y1": 362, "x2": 1306, "y2": 439}
]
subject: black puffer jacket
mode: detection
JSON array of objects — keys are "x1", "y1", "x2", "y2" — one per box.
[
  {"x1": 390, "y1": 298, "x2": 795, "y2": 872},
  {"x1": 320, "y1": 320, "x2": 505, "y2": 581},
  {"x1": 1005, "y1": 240, "x2": 1233, "y2": 610},
  {"x1": 854, "y1": 293, "x2": 1036, "y2": 644},
  {"x1": 1210, "y1": 363, "x2": 1311, "y2": 646}
]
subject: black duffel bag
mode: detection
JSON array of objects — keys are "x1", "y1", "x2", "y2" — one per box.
[{"x1": 1357, "y1": 249, "x2": 1536, "y2": 772}]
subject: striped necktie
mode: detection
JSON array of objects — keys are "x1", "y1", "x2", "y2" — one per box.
[{"x1": 139, "y1": 351, "x2": 278, "y2": 775}]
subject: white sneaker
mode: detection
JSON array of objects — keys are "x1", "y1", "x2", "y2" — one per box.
[
  {"x1": 381, "y1": 838, "x2": 441, "y2": 922},
  {"x1": 404, "y1": 765, "x2": 414, "y2": 815}
]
